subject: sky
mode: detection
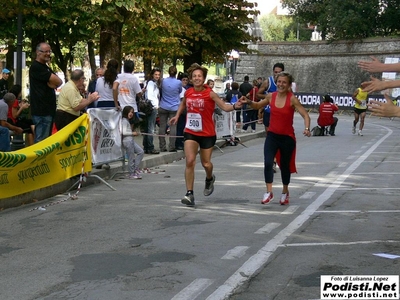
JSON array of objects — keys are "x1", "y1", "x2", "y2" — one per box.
[{"x1": 254, "y1": 0, "x2": 281, "y2": 16}]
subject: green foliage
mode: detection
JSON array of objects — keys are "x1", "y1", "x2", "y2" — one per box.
[
  {"x1": 0, "y1": 0, "x2": 259, "y2": 77},
  {"x1": 282, "y1": 0, "x2": 400, "y2": 40},
  {"x1": 259, "y1": 14, "x2": 311, "y2": 42},
  {"x1": 259, "y1": 14, "x2": 287, "y2": 41}
]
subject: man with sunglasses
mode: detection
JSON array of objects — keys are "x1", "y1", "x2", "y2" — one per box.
[{"x1": 29, "y1": 42, "x2": 63, "y2": 143}]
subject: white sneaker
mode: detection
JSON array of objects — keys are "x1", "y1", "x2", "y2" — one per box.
[
  {"x1": 358, "y1": 130, "x2": 363, "y2": 136},
  {"x1": 261, "y1": 192, "x2": 274, "y2": 204},
  {"x1": 251, "y1": 130, "x2": 256, "y2": 133},
  {"x1": 352, "y1": 127, "x2": 356, "y2": 134}
]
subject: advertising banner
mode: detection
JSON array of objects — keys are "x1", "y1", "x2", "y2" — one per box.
[
  {"x1": 215, "y1": 110, "x2": 235, "y2": 138},
  {"x1": 87, "y1": 108, "x2": 122, "y2": 165},
  {"x1": 296, "y1": 93, "x2": 388, "y2": 110},
  {"x1": 0, "y1": 114, "x2": 91, "y2": 199}
]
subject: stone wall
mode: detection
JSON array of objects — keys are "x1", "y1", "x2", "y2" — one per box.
[{"x1": 235, "y1": 37, "x2": 400, "y2": 94}]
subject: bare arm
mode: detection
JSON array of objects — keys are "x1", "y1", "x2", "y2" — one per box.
[
  {"x1": 72, "y1": 92, "x2": 100, "y2": 112},
  {"x1": 240, "y1": 94, "x2": 270, "y2": 110},
  {"x1": 257, "y1": 79, "x2": 269, "y2": 100},
  {"x1": 291, "y1": 95, "x2": 311, "y2": 137},
  {"x1": 358, "y1": 56, "x2": 400, "y2": 73},
  {"x1": 12, "y1": 101, "x2": 30, "y2": 119},
  {"x1": 361, "y1": 76, "x2": 400, "y2": 93},
  {"x1": 169, "y1": 97, "x2": 187, "y2": 125},
  {"x1": 211, "y1": 91, "x2": 242, "y2": 112},
  {"x1": 47, "y1": 73, "x2": 63, "y2": 89},
  {"x1": 0, "y1": 120, "x2": 23, "y2": 134},
  {"x1": 352, "y1": 88, "x2": 362, "y2": 104},
  {"x1": 368, "y1": 96, "x2": 400, "y2": 118},
  {"x1": 112, "y1": 81, "x2": 120, "y2": 109}
]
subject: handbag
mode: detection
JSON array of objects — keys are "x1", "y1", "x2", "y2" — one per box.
[
  {"x1": 139, "y1": 98, "x2": 154, "y2": 116},
  {"x1": 138, "y1": 81, "x2": 154, "y2": 116}
]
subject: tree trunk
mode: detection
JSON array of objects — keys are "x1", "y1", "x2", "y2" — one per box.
[
  {"x1": 99, "y1": 21, "x2": 123, "y2": 70},
  {"x1": 6, "y1": 40, "x2": 15, "y2": 86},
  {"x1": 183, "y1": 45, "x2": 203, "y2": 72},
  {"x1": 50, "y1": 38, "x2": 69, "y2": 81},
  {"x1": 143, "y1": 55, "x2": 152, "y2": 81},
  {"x1": 87, "y1": 40, "x2": 96, "y2": 80}
]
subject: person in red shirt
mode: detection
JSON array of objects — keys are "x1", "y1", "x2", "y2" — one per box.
[
  {"x1": 242, "y1": 79, "x2": 259, "y2": 132},
  {"x1": 317, "y1": 95, "x2": 338, "y2": 136},
  {"x1": 7, "y1": 84, "x2": 35, "y2": 146},
  {"x1": 240, "y1": 72, "x2": 311, "y2": 206},
  {"x1": 170, "y1": 63, "x2": 243, "y2": 207}
]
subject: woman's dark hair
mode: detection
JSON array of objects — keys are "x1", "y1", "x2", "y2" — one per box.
[
  {"x1": 168, "y1": 66, "x2": 177, "y2": 77},
  {"x1": 178, "y1": 72, "x2": 188, "y2": 81},
  {"x1": 122, "y1": 105, "x2": 134, "y2": 118},
  {"x1": 104, "y1": 58, "x2": 119, "y2": 87},
  {"x1": 147, "y1": 67, "x2": 162, "y2": 86},
  {"x1": 9, "y1": 84, "x2": 22, "y2": 98}
]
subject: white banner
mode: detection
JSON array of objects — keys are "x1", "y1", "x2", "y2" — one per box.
[
  {"x1": 87, "y1": 108, "x2": 122, "y2": 165},
  {"x1": 215, "y1": 110, "x2": 235, "y2": 138}
]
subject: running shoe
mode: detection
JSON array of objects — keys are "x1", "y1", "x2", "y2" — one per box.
[
  {"x1": 128, "y1": 173, "x2": 142, "y2": 180},
  {"x1": 352, "y1": 126, "x2": 356, "y2": 134},
  {"x1": 261, "y1": 192, "x2": 274, "y2": 204},
  {"x1": 203, "y1": 175, "x2": 215, "y2": 196},
  {"x1": 181, "y1": 193, "x2": 195, "y2": 206},
  {"x1": 358, "y1": 130, "x2": 363, "y2": 136},
  {"x1": 280, "y1": 193, "x2": 289, "y2": 205}
]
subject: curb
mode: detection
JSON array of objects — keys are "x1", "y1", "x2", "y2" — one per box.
[{"x1": 1, "y1": 131, "x2": 265, "y2": 210}]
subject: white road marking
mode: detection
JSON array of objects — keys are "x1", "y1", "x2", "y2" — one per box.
[
  {"x1": 205, "y1": 126, "x2": 393, "y2": 300},
  {"x1": 300, "y1": 192, "x2": 316, "y2": 199},
  {"x1": 281, "y1": 205, "x2": 299, "y2": 215},
  {"x1": 316, "y1": 210, "x2": 400, "y2": 213},
  {"x1": 351, "y1": 173, "x2": 400, "y2": 175},
  {"x1": 338, "y1": 162, "x2": 348, "y2": 167},
  {"x1": 254, "y1": 222, "x2": 280, "y2": 234},
  {"x1": 221, "y1": 246, "x2": 250, "y2": 260},
  {"x1": 171, "y1": 278, "x2": 214, "y2": 300},
  {"x1": 279, "y1": 240, "x2": 400, "y2": 247}
]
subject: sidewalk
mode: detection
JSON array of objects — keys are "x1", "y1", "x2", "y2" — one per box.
[{"x1": 1, "y1": 122, "x2": 266, "y2": 210}]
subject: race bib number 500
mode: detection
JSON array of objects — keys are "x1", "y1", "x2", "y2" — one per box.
[{"x1": 186, "y1": 113, "x2": 203, "y2": 132}]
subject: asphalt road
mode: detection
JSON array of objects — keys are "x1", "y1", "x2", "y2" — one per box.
[{"x1": 1, "y1": 113, "x2": 399, "y2": 300}]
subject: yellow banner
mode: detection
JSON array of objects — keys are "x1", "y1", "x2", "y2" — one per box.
[{"x1": 0, "y1": 114, "x2": 92, "y2": 199}]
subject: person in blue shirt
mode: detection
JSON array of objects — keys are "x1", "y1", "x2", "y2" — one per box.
[
  {"x1": 159, "y1": 66, "x2": 182, "y2": 152},
  {"x1": 258, "y1": 63, "x2": 285, "y2": 134}
]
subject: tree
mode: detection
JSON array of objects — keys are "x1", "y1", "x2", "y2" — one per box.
[
  {"x1": 281, "y1": 0, "x2": 400, "y2": 40},
  {"x1": 0, "y1": 0, "x2": 259, "y2": 80},
  {"x1": 0, "y1": 0, "x2": 99, "y2": 79},
  {"x1": 179, "y1": 0, "x2": 259, "y2": 71}
]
